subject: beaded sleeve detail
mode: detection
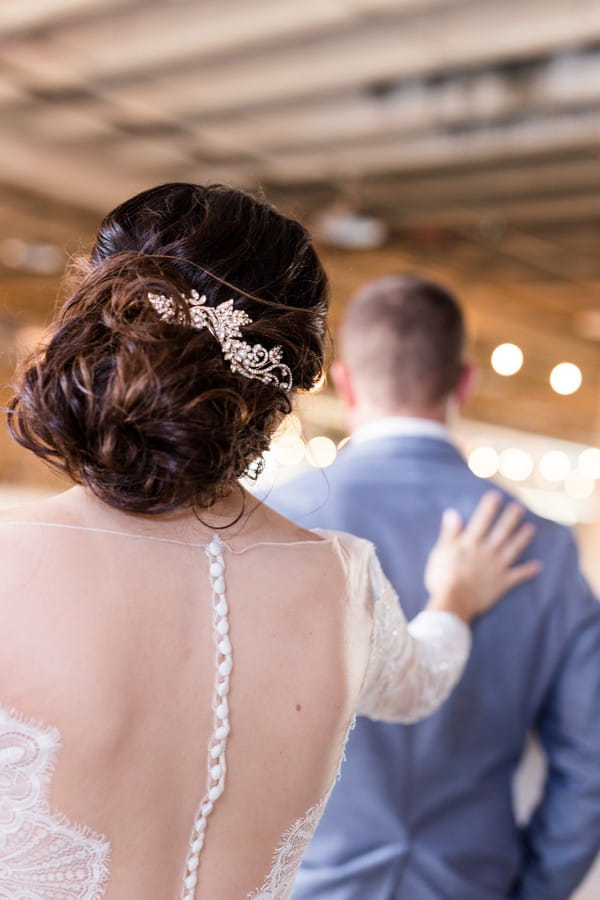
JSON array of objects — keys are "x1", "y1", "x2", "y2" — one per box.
[
  {"x1": 181, "y1": 535, "x2": 233, "y2": 900},
  {"x1": 0, "y1": 707, "x2": 110, "y2": 899},
  {"x1": 357, "y1": 549, "x2": 472, "y2": 723}
]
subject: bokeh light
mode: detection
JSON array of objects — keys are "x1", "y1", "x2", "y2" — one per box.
[
  {"x1": 578, "y1": 447, "x2": 600, "y2": 479},
  {"x1": 499, "y1": 448, "x2": 534, "y2": 482},
  {"x1": 306, "y1": 435, "x2": 337, "y2": 468},
  {"x1": 468, "y1": 446, "x2": 500, "y2": 478},
  {"x1": 539, "y1": 450, "x2": 571, "y2": 482},
  {"x1": 275, "y1": 413, "x2": 303, "y2": 438},
  {"x1": 271, "y1": 434, "x2": 306, "y2": 467},
  {"x1": 491, "y1": 343, "x2": 523, "y2": 376},
  {"x1": 565, "y1": 471, "x2": 596, "y2": 500},
  {"x1": 550, "y1": 362, "x2": 582, "y2": 395}
]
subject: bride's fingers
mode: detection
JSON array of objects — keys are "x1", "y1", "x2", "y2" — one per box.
[
  {"x1": 464, "y1": 490, "x2": 503, "y2": 540},
  {"x1": 486, "y1": 501, "x2": 525, "y2": 548},
  {"x1": 437, "y1": 508, "x2": 463, "y2": 542},
  {"x1": 501, "y1": 559, "x2": 543, "y2": 592},
  {"x1": 499, "y1": 522, "x2": 536, "y2": 565}
]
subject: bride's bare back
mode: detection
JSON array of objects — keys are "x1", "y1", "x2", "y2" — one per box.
[{"x1": 0, "y1": 488, "x2": 372, "y2": 898}]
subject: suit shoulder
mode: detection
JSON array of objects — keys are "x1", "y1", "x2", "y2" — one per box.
[
  {"x1": 526, "y1": 513, "x2": 597, "y2": 623},
  {"x1": 462, "y1": 475, "x2": 575, "y2": 541},
  {"x1": 485, "y1": 483, "x2": 583, "y2": 571}
]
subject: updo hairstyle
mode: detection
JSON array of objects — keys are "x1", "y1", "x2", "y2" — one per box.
[{"x1": 8, "y1": 183, "x2": 328, "y2": 513}]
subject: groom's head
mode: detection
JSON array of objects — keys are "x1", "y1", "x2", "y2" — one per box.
[{"x1": 332, "y1": 273, "x2": 474, "y2": 429}]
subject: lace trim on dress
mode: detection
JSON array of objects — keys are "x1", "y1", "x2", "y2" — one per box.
[
  {"x1": 246, "y1": 797, "x2": 328, "y2": 900},
  {"x1": 0, "y1": 706, "x2": 110, "y2": 899}
]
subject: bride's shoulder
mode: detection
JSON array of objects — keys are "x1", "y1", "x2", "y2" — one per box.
[
  {"x1": 0, "y1": 500, "x2": 46, "y2": 545},
  {"x1": 0, "y1": 493, "x2": 76, "y2": 589},
  {"x1": 313, "y1": 529, "x2": 376, "y2": 572},
  {"x1": 255, "y1": 507, "x2": 376, "y2": 594},
  {"x1": 315, "y1": 529, "x2": 373, "y2": 553},
  {"x1": 256, "y1": 502, "x2": 330, "y2": 546},
  {"x1": 259, "y1": 504, "x2": 372, "y2": 555},
  {"x1": 245, "y1": 507, "x2": 352, "y2": 597},
  {"x1": 0, "y1": 491, "x2": 69, "y2": 525}
]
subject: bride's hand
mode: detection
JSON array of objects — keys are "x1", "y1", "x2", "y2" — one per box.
[{"x1": 424, "y1": 491, "x2": 541, "y2": 624}]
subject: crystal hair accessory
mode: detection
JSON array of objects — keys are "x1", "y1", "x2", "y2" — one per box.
[{"x1": 147, "y1": 288, "x2": 293, "y2": 391}]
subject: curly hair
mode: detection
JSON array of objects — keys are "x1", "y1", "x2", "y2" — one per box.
[{"x1": 8, "y1": 183, "x2": 329, "y2": 514}]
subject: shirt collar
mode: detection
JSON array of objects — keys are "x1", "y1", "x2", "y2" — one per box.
[{"x1": 351, "y1": 416, "x2": 454, "y2": 447}]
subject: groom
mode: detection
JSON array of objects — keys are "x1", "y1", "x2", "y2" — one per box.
[{"x1": 268, "y1": 274, "x2": 600, "y2": 899}]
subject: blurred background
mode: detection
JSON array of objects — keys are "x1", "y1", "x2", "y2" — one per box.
[{"x1": 0, "y1": 2, "x2": 599, "y2": 895}]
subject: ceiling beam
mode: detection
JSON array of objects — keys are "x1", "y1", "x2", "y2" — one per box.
[
  {"x1": 0, "y1": 1, "x2": 462, "y2": 88},
  {"x1": 383, "y1": 192, "x2": 600, "y2": 228},
  {"x1": 189, "y1": 50, "x2": 600, "y2": 155},
  {"x1": 0, "y1": 117, "x2": 255, "y2": 211},
  {"x1": 260, "y1": 108, "x2": 600, "y2": 182},
  {"x1": 101, "y1": 0, "x2": 600, "y2": 119},
  {"x1": 0, "y1": 130, "x2": 153, "y2": 210},
  {"x1": 358, "y1": 158, "x2": 600, "y2": 210},
  {"x1": 269, "y1": 157, "x2": 600, "y2": 229},
  {"x1": 0, "y1": 0, "x2": 132, "y2": 35}
]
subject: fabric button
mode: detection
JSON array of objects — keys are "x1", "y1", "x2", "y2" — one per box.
[
  {"x1": 208, "y1": 538, "x2": 222, "y2": 557},
  {"x1": 208, "y1": 783, "x2": 223, "y2": 801},
  {"x1": 219, "y1": 659, "x2": 232, "y2": 677}
]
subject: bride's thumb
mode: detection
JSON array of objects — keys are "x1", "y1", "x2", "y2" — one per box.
[{"x1": 438, "y1": 508, "x2": 463, "y2": 542}]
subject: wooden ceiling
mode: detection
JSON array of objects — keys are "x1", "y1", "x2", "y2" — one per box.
[
  {"x1": 0, "y1": 0, "x2": 599, "y2": 212},
  {"x1": 0, "y1": 0, "x2": 600, "y2": 487}
]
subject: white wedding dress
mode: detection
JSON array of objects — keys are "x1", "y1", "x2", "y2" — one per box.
[{"x1": 0, "y1": 525, "x2": 470, "y2": 899}]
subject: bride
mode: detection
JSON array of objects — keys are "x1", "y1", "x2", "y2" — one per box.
[{"x1": 0, "y1": 183, "x2": 539, "y2": 899}]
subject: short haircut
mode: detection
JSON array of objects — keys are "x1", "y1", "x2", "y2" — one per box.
[{"x1": 340, "y1": 273, "x2": 465, "y2": 409}]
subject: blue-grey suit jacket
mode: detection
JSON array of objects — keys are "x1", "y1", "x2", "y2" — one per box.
[{"x1": 268, "y1": 436, "x2": 600, "y2": 900}]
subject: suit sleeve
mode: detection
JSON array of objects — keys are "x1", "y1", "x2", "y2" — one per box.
[
  {"x1": 516, "y1": 535, "x2": 600, "y2": 900},
  {"x1": 356, "y1": 547, "x2": 472, "y2": 723}
]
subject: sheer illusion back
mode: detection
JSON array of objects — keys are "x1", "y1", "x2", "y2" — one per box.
[{"x1": 0, "y1": 502, "x2": 469, "y2": 899}]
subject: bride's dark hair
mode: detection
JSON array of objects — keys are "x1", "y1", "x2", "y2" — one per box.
[{"x1": 8, "y1": 183, "x2": 329, "y2": 514}]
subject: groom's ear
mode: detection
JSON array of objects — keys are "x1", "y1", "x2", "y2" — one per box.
[
  {"x1": 456, "y1": 362, "x2": 478, "y2": 408},
  {"x1": 331, "y1": 360, "x2": 357, "y2": 410}
]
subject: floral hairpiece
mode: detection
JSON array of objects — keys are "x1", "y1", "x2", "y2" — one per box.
[{"x1": 147, "y1": 288, "x2": 293, "y2": 391}]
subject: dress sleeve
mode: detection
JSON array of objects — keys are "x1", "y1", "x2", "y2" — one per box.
[{"x1": 356, "y1": 546, "x2": 472, "y2": 723}]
